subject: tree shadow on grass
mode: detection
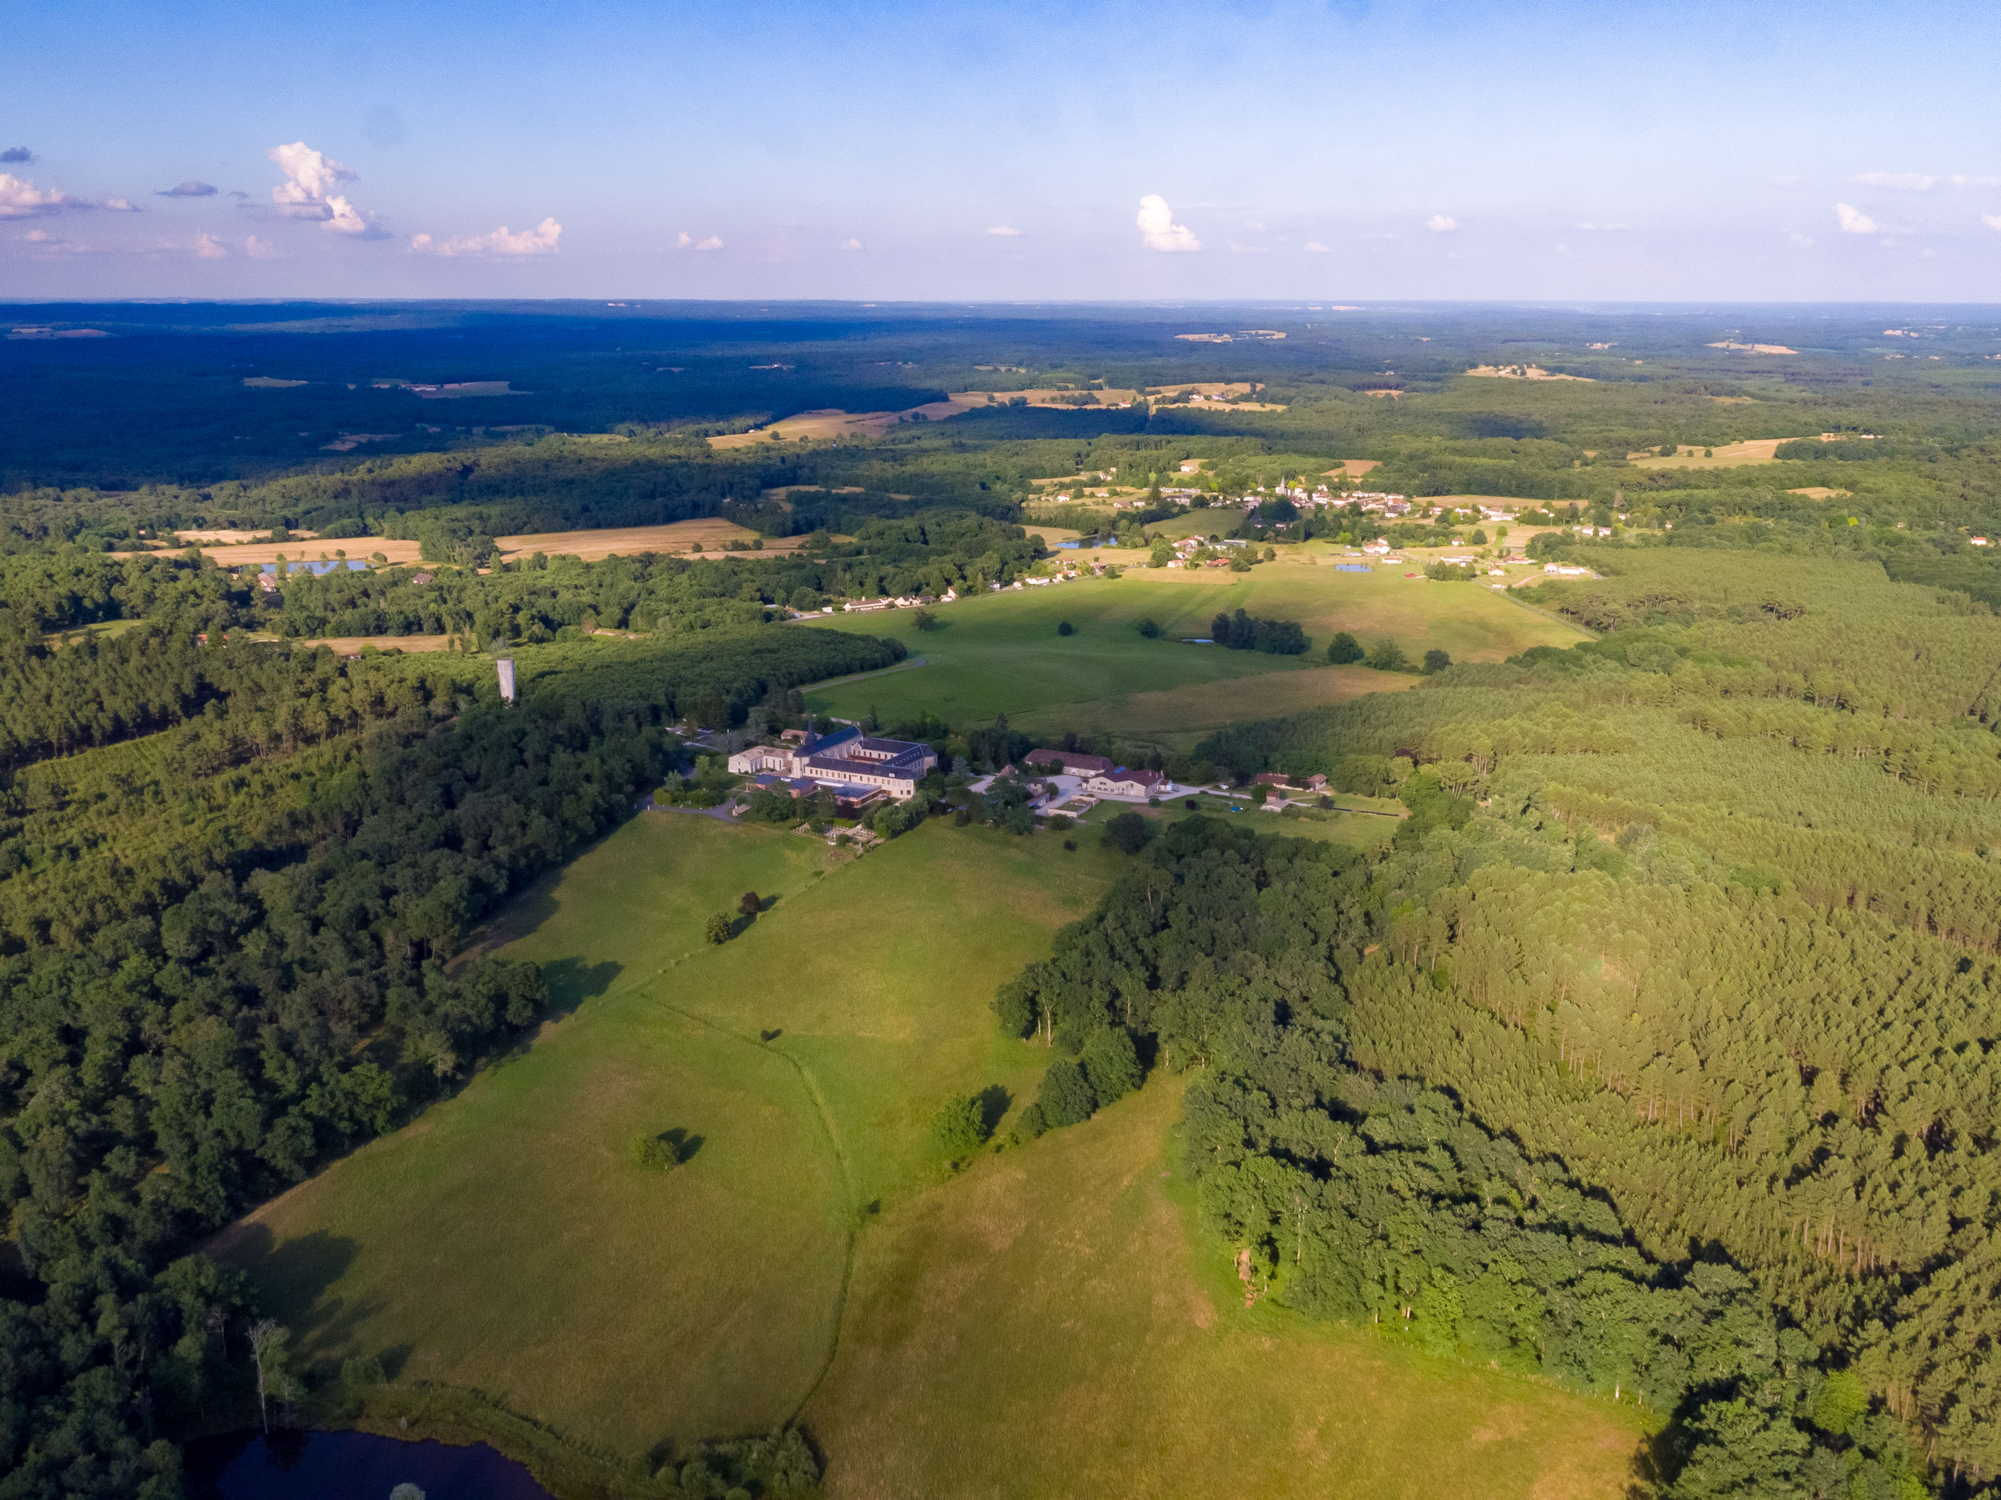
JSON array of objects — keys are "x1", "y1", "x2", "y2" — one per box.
[
  {"x1": 210, "y1": 1224, "x2": 373, "y2": 1374},
  {"x1": 974, "y1": 1083, "x2": 1012, "y2": 1137},
  {"x1": 537, "y1": 956, "x2": 624, "y2": 1019}
]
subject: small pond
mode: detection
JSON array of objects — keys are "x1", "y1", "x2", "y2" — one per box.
[{"x1": 184, "y1": 1428, "x2": 554, "y2": 1500}]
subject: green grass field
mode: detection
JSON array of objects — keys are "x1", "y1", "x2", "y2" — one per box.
[
  {"x1": 216, "y1": 810, "x2": 1643, "y2": 1497},
  {"x1": 810, "y1": 1077, "x2": 1646, "y2": 1500},
  {"x1": 215, "y1": 815, "x2": 1121, "y2": 1451},
  {"x1": 804, "y1": 562, "x2": 1585, "y2": 743},
  {"x1": 1077, "y1": 793, "x2": 1405, "y2": 850}
]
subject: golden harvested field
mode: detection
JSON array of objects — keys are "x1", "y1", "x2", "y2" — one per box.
[
  {"x1": 127, "y1": 519, "x2": 807, "y2": 567},
  {"x1": 297, "y1": 635, "x2": 455, "y2": 655},
  {"x1": 1323, "y1": 459, "x2": 1383, "y2": 478},
  {"x1": 145, "y1": 538, "x2": 427, "y2": 566},
  {"x1": 1788, "y1": 486, "x2": 1852, "y2": 499},
  {"x1": 498, "y1": 520, "x2": 810, "y2": 561},
  {"x1": 1624, "y1": 436, "x2": 1873, "y2": 469},
  {"x1": 1362, "y1": 387, "x2": 1404, "y2": 398},
  {"x1": 1464, "y1": 364, "x2": 1594, "y2": 381},
  {"x1": 1707, "y1": 341, "x2": 1798, "y2": 354},
  {"x1": 710, "y1": 409, "x2": 915, "y2": 447}
]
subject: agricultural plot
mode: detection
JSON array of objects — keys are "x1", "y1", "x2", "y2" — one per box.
[
  {"x1": 216, "y1": 817, "x2": 1119, "y2": 1453},
  {"x1": 127, "y1": 518, "x2": 804, "y2": 568},
  {"x1": 804, "y1": 564, "x2": 1586, "y2": 738}
]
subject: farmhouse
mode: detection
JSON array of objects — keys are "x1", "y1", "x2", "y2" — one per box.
[
  {"x1": 728, "y1": 725, "x2": 938, "y2": 801},
  {"x1": 1084, "y1": 767, "x2": 1174, "y2": 798},
  {"x1": 1024, "y1": 747, "x2": 1114, "y2": 776}
]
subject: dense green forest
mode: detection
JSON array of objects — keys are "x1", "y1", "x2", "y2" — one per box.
[
  {"x1": 14, "y1": 302, "x2": 2001, "y2": 1496},
  {"x1": 0, "y1": 624, "x2": 898, "y2": 1494}
]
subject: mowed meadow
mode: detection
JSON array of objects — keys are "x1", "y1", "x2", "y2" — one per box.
[
  {"x1": 803, "y1": 559, "x2": 1587, "y2": 744},
  {"x1": 213, "y1": 811, "x2": 1645, "y2": 1499},
  {"x1": 215, "y1": 815, "x2": 1123, "y2": 1449}
]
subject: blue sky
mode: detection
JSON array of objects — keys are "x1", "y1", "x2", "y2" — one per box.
[{"x1": 6, "y1": 0, "x2": 2001, "y2": 300}]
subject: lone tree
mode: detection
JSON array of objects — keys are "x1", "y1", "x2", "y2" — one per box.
[
  {"x1": 1367, "y1": 638, "x2": 1410, "y2": 673},
  {"x1": 1056, "y1": 619, "x2": 1076, "y2": 636},
  {"x1": 1135, "y1": 616, "x2": 1162, "y2": 638},
  {"x1": 1423, "y1": 648, "x2": 1453, "y2": 675},
  {"x1": 705, "y1": 912, "x2": 734, "y2": 945},
  {"x1": 1101, "y1": 810, "x2": 1153, "y2": 854},
  {"x1": 912, "y1": 607, "x2": 941, "y2": 632},
  {"x1": 247, "y1": 1320, "x2": 298, "y2": 1434},
  {"x1": 932, "y1": 1092, "x2": 992, "y2": 1167},
  {"x1": 1326, "y1": 631, "x2": 1363, "y2": 664},
  {"x1": 738, "y1": 890, "x2": 762, "y2": 918}
]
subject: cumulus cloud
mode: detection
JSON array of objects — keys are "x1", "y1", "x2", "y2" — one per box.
[
  {"x1": 409, "y1": 217, "x2": 562, "y2": 257},
  {"x1": 323, "y1": 195, "x2": 385, "y2": 237},
  {"x1": 1982, "y1": 215, "x2": 2001, "y2": 234},
  {"x1": 1135, "y1": 194, "x2": 1200, "y2": 253},
  {"x1": 1303, "y1": 240, "x2": 1330, "y2": 253},
  {"x1": 674, "y1": 231, "x2": 723, "y2": 251},
  {"x1": 158, "y1": 180, "x2": 218, "y2": 198},
  {"x1": 839, "y1": 236, "x2": 863, "y2": 251},
  {"x1": 268, "y1": 141, "x2": 354, "y2": 208},
  {"x1": 243, "y1": 234, "x2": 279, "y2": 259},
  {"x1": 986, "y1": 224, "x2": 1023, "y2": 237},
  {"x1": 1834, "y1": 202, "x2": 1879, "y2": 234},
  {"x1": 0, "y1": 172, "x2": 137, "y2": 217},
  {"x1": 1425, "y1": 213, "x2": 1459, "y2": 233},
  {"x1": 266, "y1": 141, "x2": 383, "y2": 235},
  {"x1": 194, "y1": 231, "x2": 229, "y2": 259},
  {"x1": 0, "y1": 147, "x2": 33, "y2": 165}
]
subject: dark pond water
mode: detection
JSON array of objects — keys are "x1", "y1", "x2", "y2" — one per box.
[{"x1": 184, "y1": 1428, "x2": 555, "y2": 1499}]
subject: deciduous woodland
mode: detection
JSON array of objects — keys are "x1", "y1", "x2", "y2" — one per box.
[{"x1": 10, "y1": 300, "x2": 2001, "y2": 1498}]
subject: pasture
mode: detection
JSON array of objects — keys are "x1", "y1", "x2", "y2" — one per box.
[
  {"x1": 216, "y1": 816, "x2": 1120, "y2": 1453},
  {"x1": 803, "y1": 562, "x2": 1586, "y2": 740},
  {"x1": 809, "y1": 1078, "x2": 1646, "y2": 1500}
]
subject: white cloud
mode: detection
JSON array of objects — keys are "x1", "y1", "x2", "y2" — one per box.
[
  {"x1": 839, "y1": 236, "x2": 863, "y2": 251},
  {"x1": 243, "y1": 234, "x2": 279, "y2": 259},
  {"x1": 194, "y1": 231, "x2": 229, "y2": 259},
  {"x1": 986, "y1": 224, "x2": 1023, "y2": 237},
  {"x1": 674, "y1": 230, "x2": 724, "y2": 251},
  {"x1": 268, "y1": 141, "x2": 355, "y2": 211},
  {"x1": 1425, "y1": 213, "x2": 1459, "y2": 233},
  {"x1": 267, "y1": 142, "x2": 383, "y2": 235},
  {"x1": 0, "y1": 172, "x2": 136, "y2": 218},
  {"x1": 1303, "y1": 240, "x2": 1330, "y2": 253},
  {"x1": 410, "y1": 217, "x2": 562, "y2": 257},
  {"x1": 1833, "y1": 202, "x2": 1879, "y2": 234},
  {"x1": 1136, "y1": 193, "x2": 1200, "y2": 253}
]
